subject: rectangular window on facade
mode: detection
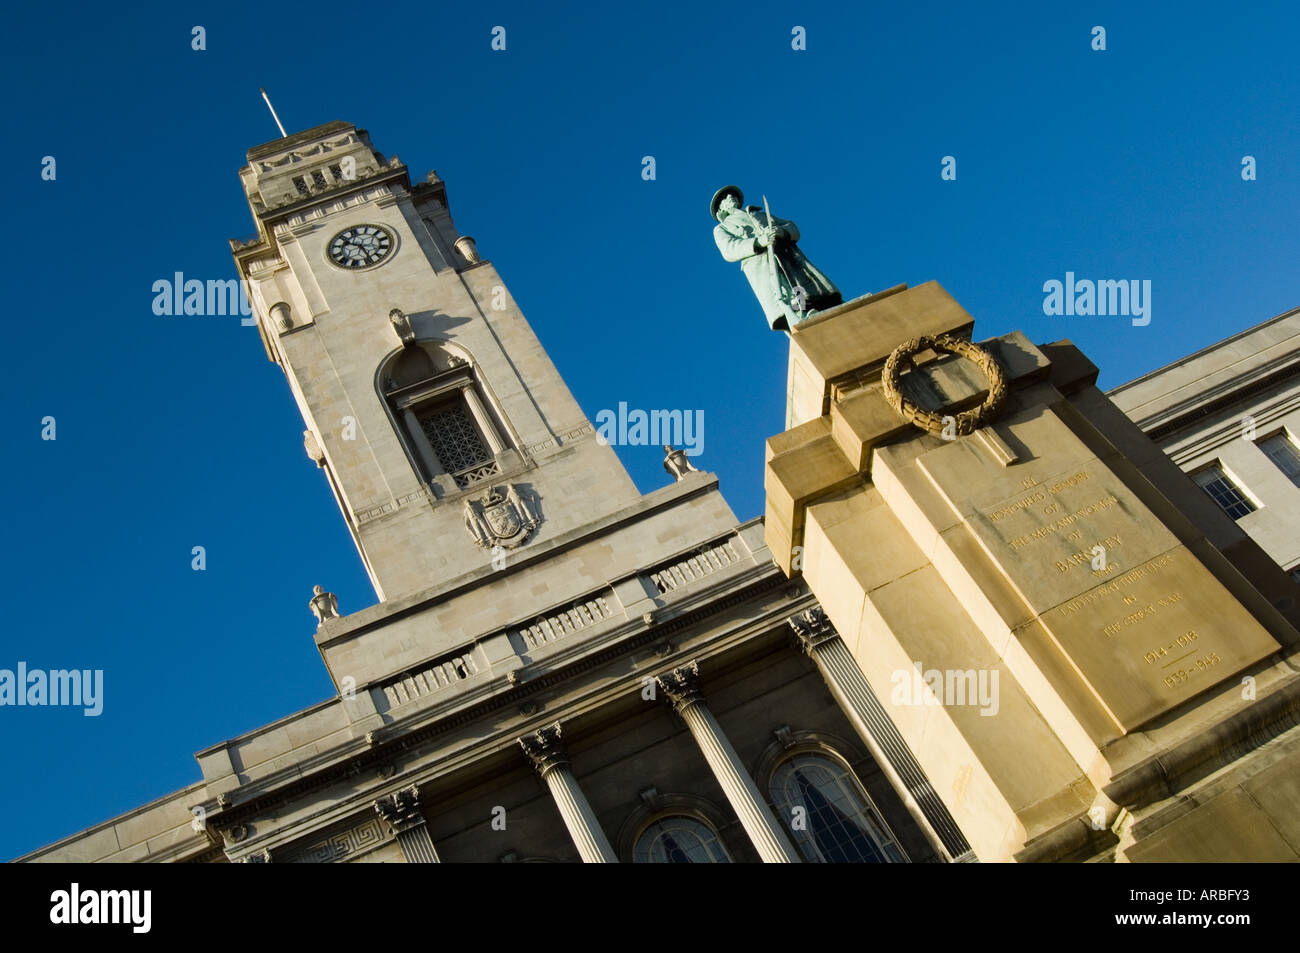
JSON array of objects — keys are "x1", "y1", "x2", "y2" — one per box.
[
  {"x1": 1258, "y1": 431, "x2": 1300, "y2": 487},
  {"x1": 293, "y1": 175, "x2": 309, "y2": 195},
  {"x1": 312, "y1": 170, "x2": 328, "y2": 190},
  {"x1": 330, "y1": 164, "x2": 345, "y2": 183},
  {"x1": 1192, "y1": 464, "x2": 1257, "y2": 520}
]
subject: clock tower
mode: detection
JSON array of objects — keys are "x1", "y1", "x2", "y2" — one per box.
[{"x1": 230, "y1": 121, "x2": 646, "y2": 604}]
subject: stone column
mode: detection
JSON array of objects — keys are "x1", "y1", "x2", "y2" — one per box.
[
  {"x1": 461, "y1": 384, "x2": 505, "y2": 454},
  {"x1": 401, "y1": 407, "x2": 446, "y2": 478},
  {"x1": 374, "y1": 785, "x2": 441, "y2": 863},
  {"x1": 656, "y1": 662, "x2": 802, "y2": 863},
  {"x1": 789, "y1": 606, "x2": 977, "y2": 863},
  {"x1": 519, "y1": 723, "x2": 618, "y2": 863}
]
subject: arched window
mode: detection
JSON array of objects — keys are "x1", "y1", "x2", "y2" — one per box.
[
  {"x1": 770, "y1": 752, "x2": 905, "y2": 863},
  {"x1": 378, "y1": 343, "x2": 511, "y2": 489},
  {"x1": 633, "y1": 816, "x2": 731, "y2": 863}
]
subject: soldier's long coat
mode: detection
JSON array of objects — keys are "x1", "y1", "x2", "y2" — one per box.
[{"x1": 713, "y1": 206, "x2": 841, "y2": 332}]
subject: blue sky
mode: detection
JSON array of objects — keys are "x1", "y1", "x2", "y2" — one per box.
[{"x1": 2, "y1": 0, "x2": 1297, "y2": 859}]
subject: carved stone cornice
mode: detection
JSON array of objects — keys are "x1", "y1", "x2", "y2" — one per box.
[
  {"x1": 373, "y1": 785, "x2": 425, "y2": 834},
  {"x1": 519, "y1": 722, "x2": 568, "y2": 777},
  {"x1": 656, "y1": 661, "x2": 704, "y2": 714},
  {"x1": 788, "y1": 605, "x2": 837, "y2": 654}
]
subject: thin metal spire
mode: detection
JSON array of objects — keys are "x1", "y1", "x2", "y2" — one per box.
[{"x1": 260, "y1": 88, "x2": 288, "y2": 138}]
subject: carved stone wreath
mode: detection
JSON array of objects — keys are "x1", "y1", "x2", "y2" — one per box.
[{"x1": 880, "y1": 334, "x2": 1008, "y2": 437}]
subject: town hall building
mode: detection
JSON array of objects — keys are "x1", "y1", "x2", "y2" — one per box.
[{"x1": 18, "y1": 121, "x2": 1300, "y2": 864}]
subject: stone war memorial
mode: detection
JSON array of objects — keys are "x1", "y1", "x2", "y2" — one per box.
[{"x1": 763, "y1": 268, "x2": 1300, "y2": 861}]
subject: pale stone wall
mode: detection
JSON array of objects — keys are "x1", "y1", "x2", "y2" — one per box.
[{"x1": 1110, "y1": 306, "x2": 1300, "y2": 574}]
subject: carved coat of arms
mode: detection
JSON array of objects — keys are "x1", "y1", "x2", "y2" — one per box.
[{"x1": 463, "y1": 484, "x2": 540, "y2": 549}]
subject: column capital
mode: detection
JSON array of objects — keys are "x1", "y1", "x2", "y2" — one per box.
[
  {"x1": 656, "y1": 661, "x2": 704, "y2": 714},
  {"x1": 374, "y1": 784, "x2": 425, "y2": 834},
  {"x1": 519, "y1": 722, "x2": 569, "y2": 777},
  {"x1": 788, "y1": 605, "x2": 838, "y2": 654}
]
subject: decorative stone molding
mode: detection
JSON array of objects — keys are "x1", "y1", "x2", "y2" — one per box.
[
  {"x1": 255, "y1": 133, "x2": 360, "y2": 171},
  {"x1": 515, "y1": 595, "x2": 614, "y2": 650},
  {"x1": 519, "y1": 722, "x2": 568, "y2": 777},
  {"x1": 309, "y1": 585, "x2": 340, "y2": 626},
  {"x1": 389, "y1": 307, "x2": 416, "y2": 348},
  {"x1": 351, "y1": 486, "x2": 433, "y2": 526},
  {"x1": 881, "y1": 334, "x2": 1008, "y2": 437},
  {"x1": 788, "y1": 605, "x2": 836, "y2": 653},
  {"x1": 278, "y1": 817, "x2": 387, "y2": 864},
  {"x1": 374, "y1": 785, "x2": 424, "y2": 835},
  {"x1": 380, "y1": 649, "x2": 480, "y2": 708},
  {"x1": 656, "y1": 662, "x2": 704, "y2": 714},
  {"x1": 647, "y1": 541, "x2": 740, "y2": 594},
  {"x1": 303, "y1": 430, "x2": 325, "y2": 467},
  {"x1": 464, "y1": 484, "x2": 540, "y2": 549}
]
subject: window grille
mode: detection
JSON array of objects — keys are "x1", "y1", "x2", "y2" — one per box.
[{"x1": 417, "y1": 401, "x2": 492, "y2": 474}]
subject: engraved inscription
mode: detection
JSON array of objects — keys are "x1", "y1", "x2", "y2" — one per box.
[{"x1": 1037, "y1": 548, "x2": 1279, "y2": 730}]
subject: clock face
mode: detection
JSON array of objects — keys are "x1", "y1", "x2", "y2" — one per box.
[{"x1": 327, "y1": 224, "x2": 394, "y2": 269}]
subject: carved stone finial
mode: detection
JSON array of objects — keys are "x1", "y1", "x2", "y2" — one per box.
[
  {"x1": 310, "y1": 585, "x2": 341, "y2": 626},
  {"x1": 303, "y1": 430, "x2": 325, "y2": 467},
  {"x1": 454, "y1": 235, "x2": 481, "y2": 265},
  {"x1": 656, "y1": 661, "x2": 704, "y2": 714},
  {"x1": 389, "y1": 308, "x2": 416, "y2": 348},
  {"x1": 269, "y1": 301, "x2": 293, "y2": 333},
  {"x1": 518, "y1": 722, "x2": 567, "y2": 776},
  {"x1": 374, "y1": 785, "x2": 424, "y2": 834},
  {"x1": 663, "y1": 445, "x2": 700, "y2": 481}
]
